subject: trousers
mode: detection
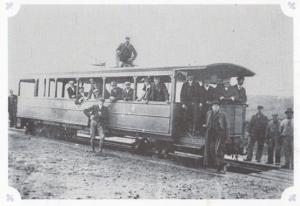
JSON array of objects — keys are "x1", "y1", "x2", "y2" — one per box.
[
  {"x1": 246, "y1": 135, "x2": 265, "y2": 161},
  {"x1": 90, "y1": 120, "x2": 105, "y2": 140},
  {"x1": 282, "y1": 136, "x2": 293, "y2": 169}
]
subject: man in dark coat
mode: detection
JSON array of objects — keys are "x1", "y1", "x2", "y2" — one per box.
[
  {"x1": 245, "y1": 105, "x2": 268, "y2": 162},
  {"x1": 233, "y1": 76, "x2": 247, "y2": 104},
  {"x1": 8, "y1": 89, "x2": 18, "y2": 127},
  {"x1": 83, "y1": 97, "x2": 108, "y2": 154},
  {"x1": 199, "y1": 79, "x2": 215, "y2": 134},
  {"x1": 265, "y1": 114, "x2": 281, "y2": 165},
  {"x1": 203, "y1": 100, "x2": 229, "y2": 174},
  {"x1": 152, "y1": 77, "x2": 169, "y2": 102},
  {"x1": 121, "y1": 82, "x2": 134, "y2": 101},
  {"x1": 116, "y1": 36, "x2": 137, "y2": 67},
  {"x1": 67, "y1": 80, "x2": 76, "y2": 99},
  {"x1": 138, "y1": 77, "x2": 155, "y2": 102},
  {"x1": 109, "y1": 81, "x2": 123, "y2": 102},
  {"x1": 215, "y1": 79, "x2": 238, "y2": 103},
  {"x1": 180, "y1": 75, "x2": 200, "y2": 135}
]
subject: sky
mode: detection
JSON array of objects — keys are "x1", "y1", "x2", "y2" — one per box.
[{"x1": 8, "y1": 5, "x2": 293, "y2": 96}]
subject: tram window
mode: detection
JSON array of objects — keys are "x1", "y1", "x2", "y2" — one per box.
[
  {"x1": 57, "y1": 78, "x2": 77, "y2": 99},
  {"x1": 19, "y1": 79, "x2": 35, "y2": 97},
  {"x1": 105, "y1": 77, "x2": 134, "y2": 101},
  {"x1": 38, "y1": 78, "x2": 46, "y2": 97},
  {"x1": 78, "y1": 78, "x2": 104, "y2": 100},
  {"x1": 48, "y1": 79, "x2": 56, "y2": 97},
  {"x1": 136, "y1": 76, "x2": 171, "y2": 102}
]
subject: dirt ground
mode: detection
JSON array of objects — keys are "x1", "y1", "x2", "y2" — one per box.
[{"x1": 8, "y1": 130, "x2": 291, "y2": 199}]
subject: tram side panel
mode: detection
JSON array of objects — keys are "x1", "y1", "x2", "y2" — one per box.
[{"x1": 17, "y1": 97, "x2": 173, "y2": 140}]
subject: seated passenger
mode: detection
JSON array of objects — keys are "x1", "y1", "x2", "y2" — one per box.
[
  {"x1": 153, "y1": 77, "x2": 169, "y2": 102},
  {"x1": 233, "y1": 76, "x2": 247, "y2": 104},
  {"x1": 67, "y1": 80, "x2": 76, "y2": 99},
  {"x1": 138, "y1": 77, "x2": 154, "y2": 102},
  {"x1": 215, "y1": 79, "x2": 238, "y2": 102},
  {"x1": 109, "y1": 81, "x2": 123, "y2": 102},
  {"x1": 75, "y1": 87, "x2": 87, "y2": 105},
  {"x1": 87, "y1": 78, "x2": 100, "y2": 100},
  {"x1": 121, "y1": 82, "x2": 134, "y2": 101}
]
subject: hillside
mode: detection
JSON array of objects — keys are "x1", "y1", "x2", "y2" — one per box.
[{"x1": 246, "y1": 95, "x2": 293, "y2": 120}]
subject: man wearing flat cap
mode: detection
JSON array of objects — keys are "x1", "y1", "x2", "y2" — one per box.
[
  {"x1": 280, "y1": 108, "x2": 294, "y2": 169},
  {"x1": 233, "y1": 76, "x2": 247, "y2": 104},
  {"x1": 116, "y1": 36, "x2": 138, "y2": 67},
  {"x1": 83, "y1": 97, "x2": 108, "y2": 154},
  {"x1": 203, "y1": 100, "x2": 229, "y2": 174},
  {"x1": 121, "y1": 82, "x2": 134, "y2": 101},
  {"x1": 265, "y1": 114, "x2": 281, "y2": 165},
  {"x1": 245, "y1": 105, "x2": 268, "y2": 162}
]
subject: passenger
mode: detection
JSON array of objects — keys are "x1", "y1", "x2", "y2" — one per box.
[
  {"x1": 199, "y1": 79, "x2": 215, "y2": 134},
  {"x1": 265, "y1": 114, "x2": 281, "y2": 165},
  {"x1": 87, "y1": 78, "x2": 99, "y2": 99},
  {"x1": 152, "y1": 77, "x2": 169, "y2": 102},
  {"x1": 244, "y1": 105, "x2": 268, "y2": 162},
  {"x1": 137, "y1": 77, "x2": 153, "y2": 102},
  {"x1": 213, "y1": 79, "x2": 224, "y2": 100},
  {"x1": 180, "y1": 75, "x2": 200, "y2": 135},
  {"x1": 75, "y1": 87, "x2": 87, "y2": 105},
  {"x1": 121, "y1": 82, "x2": 134, "y2": 101},
  {"x1": 109, "y1": 81, "x2": 123, "y2": 102},
  {"x1": 215, "y1": 79, "x2": 238, "y2": 102},
  {"x1": 67, "y1": 80, "x2": 76, "y2": 99},
  {"x1": 203, "y1": 100, "x2": 229, "y2": 174},
  {"x1": 116, "y1": 36, "x2": 137, "y2": 67},
  {"x1": 8, "y1": 89, "x2": 17, "y2": 128},
  {"x1": 83, "y1": 97, "x2": 108, "y2": 154},
  {"x1": 233, "y1": 76, "x2": 247, "y2": 104},
  {"x1": 280, "y1": 108, "x2": 294, "y2": 169}
]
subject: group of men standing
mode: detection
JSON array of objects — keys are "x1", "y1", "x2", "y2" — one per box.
[
  {"x1": 180, "y1": 75, "x2": 247, "y2": 136},
  {"x1": 245, "y1": 106, "x2": 294, "y2": 169}
]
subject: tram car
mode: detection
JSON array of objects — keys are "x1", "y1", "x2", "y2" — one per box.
[{"x1": 16, "y1": 63, "x2": 255, "y2": 157}]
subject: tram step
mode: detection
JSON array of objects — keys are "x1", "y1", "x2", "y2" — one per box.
[
  {"x1": 77, "y1": 133, "x2": 136, "y2": 145},
  {"x1": 169, "y1": 151, "x2": 203, "y2": 160}
]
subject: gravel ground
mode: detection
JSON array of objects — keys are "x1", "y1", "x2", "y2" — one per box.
[{"x1": 8, "y1": 130, "x2": 291, "y2": 199}]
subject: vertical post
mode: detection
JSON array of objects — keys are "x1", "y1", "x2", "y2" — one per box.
[
  {"x1": 54, "y1": 78, "x2": 58, "y2": 98},
  {"x1": 133, "y1": 76, "x2": 137, "y2": 101},
  {"x1": 171, "y1": 74, "x2": 176, "y2": 102},
  {"x1": 102, "y1": 77, "x2": 106, "y2": 98},
  {"x1": 43, "y1": 78, "x2": 46, "y2": 97},
  {"x1": 18, "y1": 81, "x2": 21, "y2": 96},
  {"x1": 48, "y1": 79, "x2": 51, "y2": 97},
  {"x1": 76, "y1": 78, "x2": 79, "y2": 96},
  {"x1": 34, "y1": 79, "x2": 39, "y2": 97}
]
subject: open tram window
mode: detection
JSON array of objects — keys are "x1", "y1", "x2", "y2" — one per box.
[
  {"x1": 136, "y1": 76, "x2": 171, "y2": 102},
  {"x1": 56, "y1": 78, "x2": 77, "y2": 99},
  {"x1": 105, "y1": 77, "x2": 134, "y2": 102},
  {"x1": 19, "y1": 79, "x2": 36, "y2": 97},
  {"x1": 78, "y1": 78, "x2": 105, "y2": 100},
  {"x1": 48, "y1": 78, "x2": 56, "y2": 97},
  {"x1": 37, "y1": 78, "x2": 47, "y2": 97}
]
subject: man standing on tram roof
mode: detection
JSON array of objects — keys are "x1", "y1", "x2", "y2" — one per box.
[
  {"x1": 233, "y1": 76, "x2": 247, "y2": 104},
  {"x1": 116, "y1": 36, "x2": 137, "y2": 67},
  {"x1": 83, "y1": 97, "x2": 108, "y2": 155}
]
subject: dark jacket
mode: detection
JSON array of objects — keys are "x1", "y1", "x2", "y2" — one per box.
[
  {"x1": 67, "y1": 86, "x2": 76, "y2": 99},
  {"x1": 180, "y1": 81, "x2": 200, "y2": 103},
  {"x1": 83, "y1": 104, "x2": 108, "y2": 125},
  {"x1": 199, "y1": 85, "x2": 215, "y2": 104},
  {"x1": 265, "y1": 121, "x2": 280, "y2": 140},
  {"x1": 121, "y1": 88, "x2": 134, "y2": 101},
  {"x1": 142, "y1": 83, "x2": 155, "y2": 101},
  {"x1": 110, "y1": 87, "x2": 123, "y2": 101},
  {"x1": 233, "y1": 84, "x2": 247, "y2": 103},
  {"x1": 203, "y1": 110, "x2": 229, "y2": 166},
  {"x1": 75, "y1": 92, "x2": 85, "y2": 105},
  {"x1": 8, "y1": 94, "x2": 17, "y2": 113},
  {"x1": 215, "y1": 85, "x2": 239, "y2": 101},
  {"x1": 116, "y1": 43, "x2": 137, "y2": 62},
  {"x1": 248, "y1": 113, "x2": 268, "y2": 137},
  {"x1": 153, "y1": 82, "x2": 169, "y2": 101}
]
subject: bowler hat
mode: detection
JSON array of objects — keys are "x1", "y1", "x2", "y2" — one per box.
[
  {"x1": 125, "y1": 36, "x2": 130, "y2": 40},
  {"x1": 285, "y1": 108, "x2": 293, "y2": 113},
  {"x1": 257, "y1": 105, "x2": 264, "y2": 109}
]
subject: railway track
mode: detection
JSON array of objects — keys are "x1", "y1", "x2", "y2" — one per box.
[{"x1": 9, "y1": 128, "x2": 293, "y2": 185}]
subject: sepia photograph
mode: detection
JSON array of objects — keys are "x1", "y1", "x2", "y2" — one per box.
[{"x1": 5, "y1": 3, "x2": 295, "y2": 200}]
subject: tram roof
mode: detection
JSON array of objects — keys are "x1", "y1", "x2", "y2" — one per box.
[{"x1": 21, "y1": 63, "x2": 255, "y2": 79}]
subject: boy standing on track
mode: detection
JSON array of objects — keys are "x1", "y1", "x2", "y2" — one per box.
[{"x1": 83, "y1": 97, "x2": 108, "y2": 155}]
